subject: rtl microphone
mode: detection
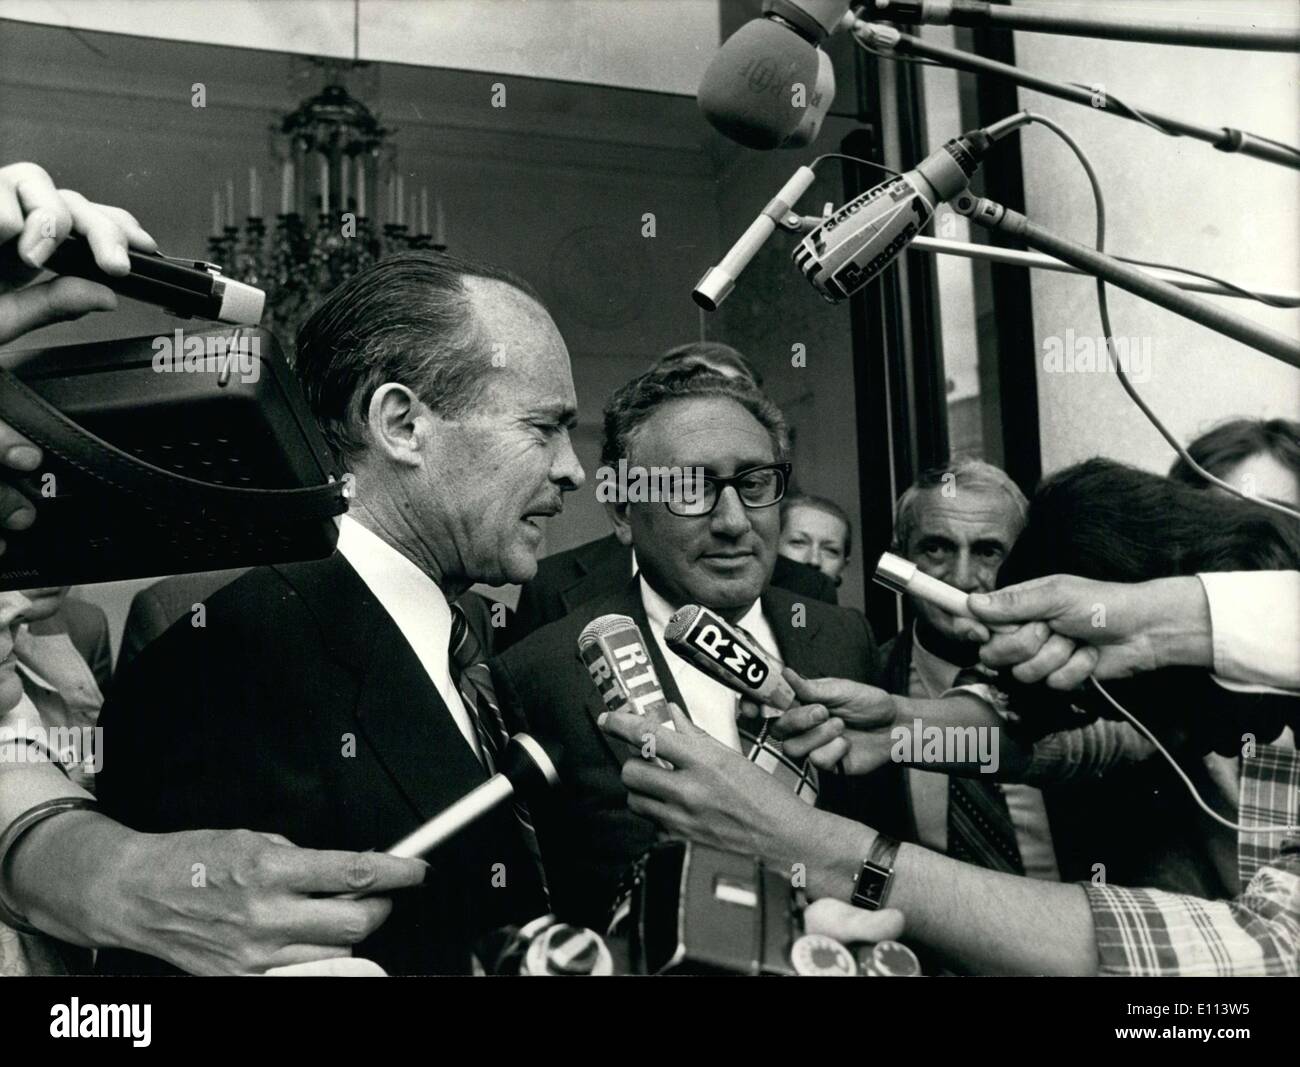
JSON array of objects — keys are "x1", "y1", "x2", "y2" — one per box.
[
  {"x1": 697, "y1": 0, "x2": 850, "y2": 150},
  {"x1": 793, "y1": 129, "x2": 992, "y2": 302},
  {"x1": 578, "y1": 613, "x2": 675, "y2": 763},
  {"x1": 382, "y1": 734, "x2": 560, "y2": 859},
  {"x1": 664, "y1": 603, "x2": 795, "y2": 712}
]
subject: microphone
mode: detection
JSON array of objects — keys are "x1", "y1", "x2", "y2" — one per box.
[
  {"x1": 778, "y1": 47, "x2": 836, "y2": 149},
  {"x1": 873, "y1": 551, "x2": 974, "y2": 619},
  {"x1": 25, "y1": 235, "x2": 265, "y2": 325},
  {"x1": 578, "y1": 613, "x2": 675, "y2": 762},
  {"x1": 793, "y1": 127, "x2": 994, "y2": 302},
  {"x1": 383, "y1": 733, "x2": 560, "y2": 859},
  {"x1": 664, "y1": 603, "x2": 795, "y2": 711},
  {"x1": 697, "y1": 0, "x2": 850, "y2": 150},
  {"x1": 693, "y1": 164, "x2": 817, "y2": 310}
]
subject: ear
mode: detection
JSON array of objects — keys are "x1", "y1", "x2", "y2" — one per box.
[
  {"x1": 365, "y1": 383, "x2": 425, "y2": 468},
  {"x1": 606, "y1": 498, "x2": 633, "y2": 547}
]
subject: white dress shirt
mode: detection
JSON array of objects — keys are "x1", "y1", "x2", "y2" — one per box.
[
  {"x1": 334, "y1": 515, "x2": 483, "y2": 762},
  {"x1": 1199, "y1": 571, "x2": 1300, "y2": 695},
  {"x1": 905, "y1": 624, "x2": 1061, "y2": 881},
  {"x1": 638, "y1": 577, "x2": 782, "y2": 753}
]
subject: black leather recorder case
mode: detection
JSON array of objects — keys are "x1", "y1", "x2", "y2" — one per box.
[{"x1": 0, "y1": 326, "x2": 347, "y2": 590}]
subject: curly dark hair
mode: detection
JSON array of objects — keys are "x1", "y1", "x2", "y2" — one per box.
[{"x1": 600, "y1": 364, "x2": 788, "y2": 468}]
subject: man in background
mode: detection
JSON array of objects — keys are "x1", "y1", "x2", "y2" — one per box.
[{"x1": 879, "y1": 459, "x2": 1059, "y2": 880}]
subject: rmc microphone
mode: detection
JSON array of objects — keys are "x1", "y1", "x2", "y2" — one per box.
[
  {"x1": 664, "y1": 603, "x2": 795, "y2": 712},
  {"x1": 578, "y1": 613, "x2": 675, "y2": 763}
]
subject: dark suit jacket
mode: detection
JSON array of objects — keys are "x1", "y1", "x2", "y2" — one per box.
[
  {"x1": 95, "y1": 552, "x2": 546, "y2": 975},
  {"x1": 878, "y1": 628, "x2": 1230, "y2": 896},
  {"x1": 503, "y1": 533, "x2": 839, "y2": 651},
  {"x1": 492, "y1": 580, "x2": 911, "y2": 928},
  {"x1": 118, "y1": 569, "x2": 509, "y2": 675},
  {"x1": 29, "y1": 597, "x2": 113, "y2": 695}
]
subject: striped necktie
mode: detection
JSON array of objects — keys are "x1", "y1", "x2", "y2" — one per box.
[
  {"x1": 448, "y1": 604, "x2": 548, "y2": 894},
  {"x1": 945, "y1": 663, "x2": 1025, "y2": 874},
  {"x1": 947, "y1": 777, "x2": 1026, "y2": 874}
]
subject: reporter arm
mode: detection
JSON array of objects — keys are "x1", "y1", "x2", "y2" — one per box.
[
  {"x1": 3, "y1": 808, "x2": 134, "y2": 947},
  {"x1": 795, "y1": 810, "x2": 1099, "y2": 975},
  {"x1": 886, "y1": 692, "x2": 1037, "y2": 781}
]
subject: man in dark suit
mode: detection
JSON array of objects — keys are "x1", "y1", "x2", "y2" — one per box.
[
  {"x1": 96, "y1": 250, "x2": 587, "y2": 974},
  {"x1": 492, "y1": 366, "x2": 908, "y2": 928}
]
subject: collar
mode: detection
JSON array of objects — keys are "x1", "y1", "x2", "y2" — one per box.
[
  {"x1": 910, "y1": 622, "x2": 962, "y2": 698},
  {"x1": 335, "y1": 513, "x2": 454, "y2": 653},
  {"x1": 638, "y1": 576, "x2": 770, "y2": 653}
]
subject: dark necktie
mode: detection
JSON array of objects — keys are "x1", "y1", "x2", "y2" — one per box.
[
  {"x1": 947, "y1": 777, "x2": 1026, "y2": 875},
  {"x1": 448, "y1": 603, "x2": 547, "y2": 894},
  {"x1": 942, "y1": 663, "x2": 1025, "y2": 875}
]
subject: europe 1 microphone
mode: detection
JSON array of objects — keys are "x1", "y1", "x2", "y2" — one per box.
[{"x1": 793, "y1": 127, "x2": 995, "y2": 303}]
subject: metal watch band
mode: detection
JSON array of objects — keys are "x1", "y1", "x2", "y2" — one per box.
[
  {"x1": 0, "y1": 797, "x2": 97, "y2": 934},
  {"x1": 850, "y1": 832, "x2": 901, "y2": 911}
]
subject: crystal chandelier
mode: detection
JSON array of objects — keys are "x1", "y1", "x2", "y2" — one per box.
[{"x1": 207, "y1": 57, "x2": 444, "y2": 355}]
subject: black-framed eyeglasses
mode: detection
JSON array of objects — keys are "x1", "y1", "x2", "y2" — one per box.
[{"x1": 663, "y1": 462, "x2": 792, "y2": 517}]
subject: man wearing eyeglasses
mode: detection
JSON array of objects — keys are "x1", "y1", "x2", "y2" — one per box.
[{"x1": 491, "y1": 365, "x2": 911, "y2": 928}]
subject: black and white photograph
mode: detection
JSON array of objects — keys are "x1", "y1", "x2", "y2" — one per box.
[{"x1": 0, "y1": 0, "x2": 1297, "y2": 1044}]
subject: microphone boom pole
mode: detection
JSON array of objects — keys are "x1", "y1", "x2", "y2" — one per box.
[
  {"x1": 954, "y1": 192, "x2": 1300, "y2": 369},
  {"x1": 872, "y1": 0, "x2": 1300, "y2": 52},
  {"x1": 852, "y1": 21, "x2": 1300, "y2": 171}
]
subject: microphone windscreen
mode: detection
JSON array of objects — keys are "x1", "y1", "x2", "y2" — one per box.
[{"x1": 698, "y1": 19, "x2": 820, "y2": 150}]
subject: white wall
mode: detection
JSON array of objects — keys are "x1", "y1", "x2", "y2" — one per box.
[
  {"x1": 0, "y1": 0, "x2": 719, "y2": 94},
  {"x1": 1013, "y1": 0, "x2": 1300, "y2": 477}
]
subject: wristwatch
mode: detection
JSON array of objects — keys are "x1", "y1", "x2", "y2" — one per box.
[{"x1": 851, "y1": 833, "x2": 900, "y2": 910}]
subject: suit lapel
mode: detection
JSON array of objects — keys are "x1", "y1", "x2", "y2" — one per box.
[
  {"x1": 275, "y1": 553, "x2": 487, "y2": 823},
  {"x1": 562, "y1": 536, "x2": 632, "y2": 614},
  {"x1": 762, "y1": 587, "x2": 826, "y2": 677}
]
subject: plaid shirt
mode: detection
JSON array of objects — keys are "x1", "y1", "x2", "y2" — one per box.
[{"x1": 1085, "y1": 742, "x2": 1300, "y2": 976}]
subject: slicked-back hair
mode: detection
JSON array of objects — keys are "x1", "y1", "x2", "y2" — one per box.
[
  {"x1": 1169, "y1": 417, "x2": 1300, "y2": 488},
  {"x1": 295, "y1": 250, "x2": 544, "y2": 466},
  {"x1": 892, "y1": 457, "x2": 1028, "y2": 554},
  {"x1": 653, "y1": 341, "x2": 763, "y2": 388},
  {"x1": 601, "y1": 364, "x2": 788, "y2": 469},
  {"x1": 781, "y1": 492, "x2": 854, "y2": 560}
]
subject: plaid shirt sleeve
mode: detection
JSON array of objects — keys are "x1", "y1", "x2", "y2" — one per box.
[{"x1": 1083, "y1": 743, "x2": 1300, "y2": 976}]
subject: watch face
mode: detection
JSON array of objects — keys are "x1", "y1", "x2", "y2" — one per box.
[
  {"x1": 853, "y1": 860, "x2": 890, "y2": 910},
  {"x1": 790, "y1": 933, "x2": 858, "y2": 977}
]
